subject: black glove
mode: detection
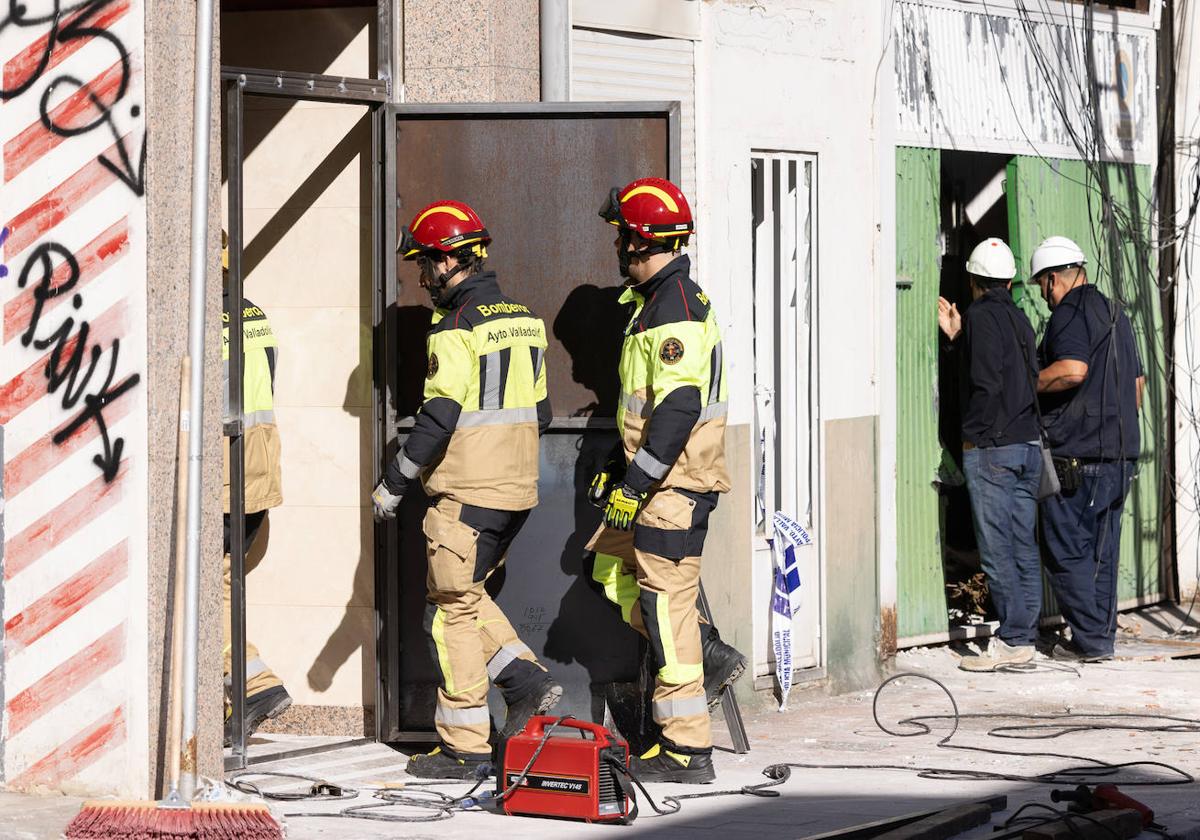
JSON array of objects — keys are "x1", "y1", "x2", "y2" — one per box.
[{"x1": 588, "y1": 447, "x2": 626, "y2": 509}]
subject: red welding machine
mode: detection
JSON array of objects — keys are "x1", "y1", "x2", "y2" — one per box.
[{"x1": 497, "y1": 716, "x2": 633, "y2": 823}]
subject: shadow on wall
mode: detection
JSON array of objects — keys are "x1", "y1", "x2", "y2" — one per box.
[
  {"x1": 551, "y1": 284, "x2": 626, "y2": 418},
  {"x1": 295, "y1": 134, "x2": 377, "y2": 722},
  {"x1": 220, "y1": 6, "x2": 377, "y2": 157},
  {"x1": 220, "y1": 7, "x2": 376, "y2": 279}
]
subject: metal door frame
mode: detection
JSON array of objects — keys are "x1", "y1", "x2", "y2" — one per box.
[
  {"x1": 377, "y1": 102, "x2": 748, "y2": 753},
  {"x1": 376, "y1": 101, "x2": 681, "y2": 744},
  {"x1": 222, "y1": 66, "x2": 387, "y2": 771}
]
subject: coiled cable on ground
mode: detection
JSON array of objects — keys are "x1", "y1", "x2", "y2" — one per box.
[{"x1": 263, "y1": 671, "x2": 1200, "y2": 824}]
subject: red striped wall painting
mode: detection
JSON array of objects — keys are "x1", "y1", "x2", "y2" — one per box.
[{"x1": 1, "y1": 0, "x2": 148, "y2": 797}]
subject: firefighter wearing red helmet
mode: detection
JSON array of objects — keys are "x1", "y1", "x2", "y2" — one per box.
[
  {"x1": 373, "y1": 200, "x2": 562, "y2": 778},
  {"x1": 589, "y1": 178, "x2": 747, "y2": 783}
]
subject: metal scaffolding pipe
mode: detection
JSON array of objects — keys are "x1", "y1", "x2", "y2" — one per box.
[
  {"x1": 180, "y1": 0, "x2": 216, "y2": 801},
  {"x1": 540, "y1": 0, "x2": 570, "y2": 101}
]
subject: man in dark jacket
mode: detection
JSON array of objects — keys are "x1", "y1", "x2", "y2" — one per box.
[
  {"x1": 938, "y1": 238, "x2": 1042, "y2": 671},
  {"x1": 1032, "y1": 236, "x2": 1144, "y2": 663}
]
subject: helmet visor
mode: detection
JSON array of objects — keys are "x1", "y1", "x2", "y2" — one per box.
[
  {"x1": 398, "y1": 226, "x2": 422, "y2": 259},
  {"x1": 598, "y1": 187, "x2": 624, "y2": 226}
]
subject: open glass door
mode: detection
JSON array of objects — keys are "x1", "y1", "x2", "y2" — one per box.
[
  {"x1": 221, "y1": 68, "x2": 387, "y2": 770},
  {"x1": 375, "y1": 102, "x2": 683, "y2": 744}
]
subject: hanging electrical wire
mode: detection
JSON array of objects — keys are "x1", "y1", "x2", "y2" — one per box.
[{"x1": 969, "y1": 0, "x2": 1200, "y2": 622}]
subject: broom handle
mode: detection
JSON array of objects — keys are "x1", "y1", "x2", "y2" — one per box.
[{"x1": 165, "y1": 356, "x2": 190, "y2": 796}]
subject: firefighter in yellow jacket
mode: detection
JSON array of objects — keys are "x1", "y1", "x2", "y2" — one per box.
[
  {"x1": 221, "y1": 231, "x2": 290, "y2": 746},
  {"x1": 588, "y1": 178, "x2": 747, "y2": 784},
  {"x1": 372, "y1": 201, "x2": 562, "y2": 779}
]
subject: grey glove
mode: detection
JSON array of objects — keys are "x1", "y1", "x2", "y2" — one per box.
[{"x1": 372, "y1": 481, "x2": 404, "y2": 522}]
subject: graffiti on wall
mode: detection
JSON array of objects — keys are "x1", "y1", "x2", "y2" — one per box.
[
  {"x1": 1, "y1": 0, "x2": 147, "y2": 795},
  {"x1": 2, "y1": 0, "x2": 145, "y2": 482}
]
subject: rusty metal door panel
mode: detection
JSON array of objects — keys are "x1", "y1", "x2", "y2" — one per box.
[
  {"x1": 377, "y1": 103, "x2": 681, "y2": 743},
  {"x1": 390, "y1": 108, "x2": 674, "y2": 420}
]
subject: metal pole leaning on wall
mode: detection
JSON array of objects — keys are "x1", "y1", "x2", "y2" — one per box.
[
  {"x1": 181, "y1": 0, "x2": 216, "y2": 799},
  {"x1": 539, "y1": 0, "x2": 570, "y2": 101}
]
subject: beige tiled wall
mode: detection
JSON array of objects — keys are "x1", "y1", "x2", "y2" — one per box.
[{"x1": 223, "y1": 9, "x2": 376, "y2": 711}]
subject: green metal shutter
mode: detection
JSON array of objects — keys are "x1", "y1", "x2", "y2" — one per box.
[
  {"x1": 1006, "y1": 155, "x2": 1166, "y2": 607},
  {"x1": 895, "y1": 147, "x2": 948, "y2": 639}
]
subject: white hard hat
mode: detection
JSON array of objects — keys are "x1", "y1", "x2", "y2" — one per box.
[
  {"x1": 965, "y1": 237, "x2": 1016, "y2": 280},
  {"x1": 1030, "y1": 236, "x2": 1086, "y2": 279}
]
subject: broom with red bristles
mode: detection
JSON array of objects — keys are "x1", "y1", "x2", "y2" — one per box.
[
  {"x1": 64, "y1": 0, "x2": 281, "y2": 830},
  {"x1": 63, "y1": 367, "x2": 285, "y2": 840}
]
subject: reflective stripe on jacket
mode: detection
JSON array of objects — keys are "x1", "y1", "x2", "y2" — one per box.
[
  {"x1": 222, "y1": 296, "x2": 283, "y2": 514},
  {"x1": 386, "y1": 272, "x2": 551, "y2": 511},
  {"x1": 617, "y1": 255, "x2": 730, "y2": 495}
]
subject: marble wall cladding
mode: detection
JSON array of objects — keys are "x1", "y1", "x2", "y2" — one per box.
[
  {"x1": 221, "y1": 9, "x2": 376, "y2": 716},
  {"x1": 240, "y1": 208, "x2": 373, "y2": 310},
  {"x1": 245, "y1": 507, "x2": 374, "y2": 609},
  {"x1": 402, "y1": 0, "x2": 539, "y2": 102},
  {"x1": 240, "y1": 107, "x2": 372, "y2": 211},
  {"x1": 257, "y1": 704, "x2": 374, "y2": 737},
  {"x1": 269, "y1": 307, "x2": 373, "y2": 410},
  {"x1": 489, "y1": 0, "x2": 540, "y2": 72},
  {"x1": 402, "y1": 0, "x2": 494, "y2": 70},
  {"x1": 492, "y1": 67, "x2": 540, "y2": 102},
  {"x1": 403, "y1": 66, "x2": 495, "y2": 102},
  {"x1": 145, "y1": 0, "x2": 225, "y2": 787}
]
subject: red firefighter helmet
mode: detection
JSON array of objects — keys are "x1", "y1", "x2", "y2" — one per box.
[
  {"x1": 399, "y1": 200, "x2": 491, "y2": 260},
  {"x1": 599, "y1": 177, "x2": 694, "y2": 245}
]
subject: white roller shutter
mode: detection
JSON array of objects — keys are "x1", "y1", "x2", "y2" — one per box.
[{"x1": 571, "y1": 28, "x2": 697, "y2": 207}]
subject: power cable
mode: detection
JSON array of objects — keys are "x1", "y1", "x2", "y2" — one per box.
[
  {"x1": 760, "y1": 673, "x2": 1196, "y2": 787},
  {"x1": 266, "y1": 672, "x2": 1197, "y2": 827}
]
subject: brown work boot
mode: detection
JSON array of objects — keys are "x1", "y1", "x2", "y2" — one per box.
[{"x1": 958, "y1": 638, "x2": 1035, "y2": 672}]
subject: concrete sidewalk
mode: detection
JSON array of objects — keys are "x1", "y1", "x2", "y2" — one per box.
[{"x1": 4, "y1": 642, "x2": 1198, "y2": 839}]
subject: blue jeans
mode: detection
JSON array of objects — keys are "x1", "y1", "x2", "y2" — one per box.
[
  {"x1": 1040, "y1": 460, "x2": 1135, "y2": 658},
  {"x1": 963, "y1": 443, "x2": 1043, "y2": 646}
]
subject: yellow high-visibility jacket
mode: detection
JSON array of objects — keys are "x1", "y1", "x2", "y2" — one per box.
[
  {"x1": 383, "y1": 272, "x2": 551, "y2": 511},
  {"x1": 222, "y1": 296, "x2": 282, "y2": 514},
  {"x1": 616, "y1": 255, "x2": 730, "y2": 496}
]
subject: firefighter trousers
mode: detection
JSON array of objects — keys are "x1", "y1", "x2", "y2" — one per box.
[
  {"x1": 222, "y1": 511, "x2": 284, "y2": 699},
  {"x1": 587, "y1": 487, "x2": 717, "y2": 753},
  {"x1": 423, "y1": 496, "x2": 547, "y2": 757}
]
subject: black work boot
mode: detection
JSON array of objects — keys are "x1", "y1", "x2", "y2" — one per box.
[
  {"x1": 498, "y1": 673, "x2": 563, "y2": 740},
  {"x1": 223, "y1": 685, "x2": 292, "y2": 747},
  {"x1": 702, "y1": 626, "x2": 747, "y2": 710},
  {"x1": 629, "y1": 744, "x2": 715, "y2": 784},
  {"x1": 406, "y1": 746, "x2": 492, "y2": 780}
]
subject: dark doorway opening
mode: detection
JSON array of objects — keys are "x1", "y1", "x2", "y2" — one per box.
[{"x1": 936, "y1": 150, "x2": 1013, "y2": 629}]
